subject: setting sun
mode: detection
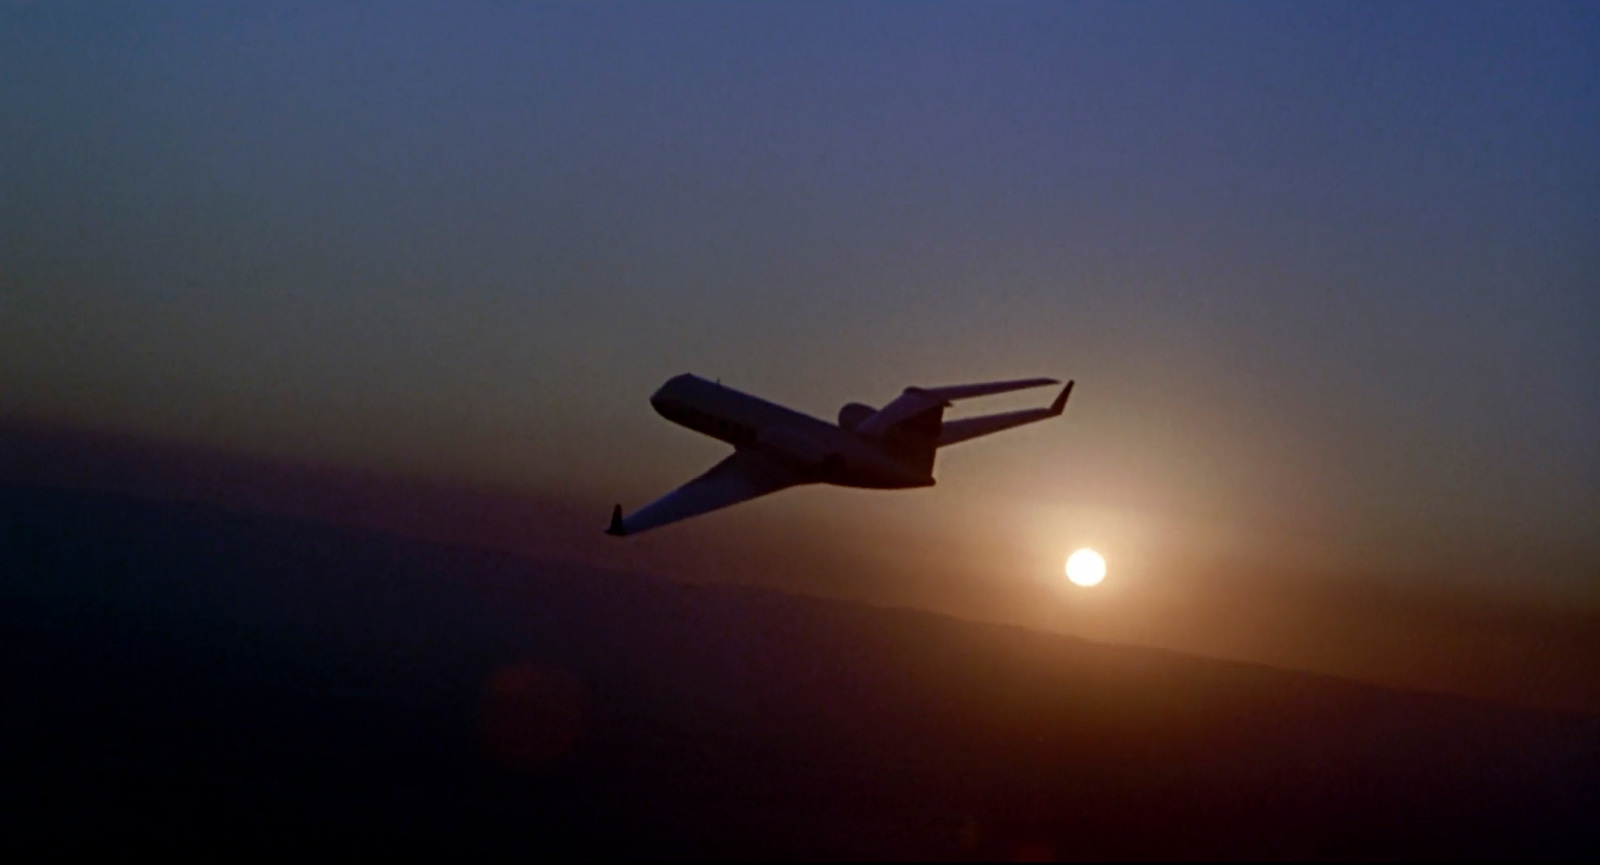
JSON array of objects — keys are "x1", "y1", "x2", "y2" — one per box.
[{"x1": 1066, "y1": 549, "x2": 1106, "y2": 587}]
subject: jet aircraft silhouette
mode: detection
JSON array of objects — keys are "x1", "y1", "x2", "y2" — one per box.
[{"x1": 607, "y1": 374, "x2": 1072, "y2": 536}]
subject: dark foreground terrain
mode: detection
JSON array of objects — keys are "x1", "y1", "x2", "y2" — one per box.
[{"x1": 3, "y1": 484, "x2": 1595, "y2": 858}]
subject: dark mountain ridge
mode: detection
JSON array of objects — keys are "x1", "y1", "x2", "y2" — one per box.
[{"x1": 3, "y1": 483, "x2": 1595, "y2": 858}]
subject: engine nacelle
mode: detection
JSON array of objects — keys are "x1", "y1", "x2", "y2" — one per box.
[{"x1": 837, "y1": 402, "x2": 876, "y2": 432}]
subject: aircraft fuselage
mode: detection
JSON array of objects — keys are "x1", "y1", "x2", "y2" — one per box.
[{"x1": 648, "y1": 374, "x2": 933, "y2": 489}]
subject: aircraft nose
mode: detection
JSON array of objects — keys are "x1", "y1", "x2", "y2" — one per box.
[
  {"x1": 649, "y1": 373, "x2": 697, "y2": 409},
  {"x1": 648, "y1": 387, "x2": 679, "y2": 416}
]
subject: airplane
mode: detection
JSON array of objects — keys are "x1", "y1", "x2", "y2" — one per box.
[{"x1": 606, "y1": 373, "x2": 1073, "y2": 536}]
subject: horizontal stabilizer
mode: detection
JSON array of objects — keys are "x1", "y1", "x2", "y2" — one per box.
[
  {"x1": 937, "y1": 381, "x2": 1073, "y2": 447},
  {"x1": 857, "y1": 377, "x2": 1058, "y2": 438},
  {"x1": 908, "y1": 377, "x2": 1058, "y2": 402}
]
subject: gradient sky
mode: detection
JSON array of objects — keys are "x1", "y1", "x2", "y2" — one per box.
[{"x1": 3, "y1": 3, "x2": 1597, "y2": 702}]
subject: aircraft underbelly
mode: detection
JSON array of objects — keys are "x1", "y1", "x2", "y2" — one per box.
[
  {"x1": 826, "y1": 438, "x2": 934, "y2": 489},
  {"x1": 828, "y1": 472, "x2": 935, "y2": 490},
  {"x1": 750, "y1": 424, "x2": 929, "y2": 489}
]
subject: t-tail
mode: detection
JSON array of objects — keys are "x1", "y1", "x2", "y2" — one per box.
[
  {"x1": 851, "y1": 376, "x2": 1070, "y2": 470},
  {"x1": 936, "y1": 380, "x2": 1072, "y2": 447}
]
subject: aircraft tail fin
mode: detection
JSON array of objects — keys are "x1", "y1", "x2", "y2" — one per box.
[
  {"x1": 856, "y1": 375, "x2": 1066, "y2": 470},
  {"x1": 878, "y1": 402, "x2": 944, "y2": 477},
  {"x1": 857, "y1": 377, "x2": 1056, "y2": 438}
]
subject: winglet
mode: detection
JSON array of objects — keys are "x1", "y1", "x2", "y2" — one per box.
[
  {"x1": 1049, "y1": 380, "x2": 1074, "y2": 416},
  {"x1": 605, "y1": 504, "x2": 628, "y2": 537}
]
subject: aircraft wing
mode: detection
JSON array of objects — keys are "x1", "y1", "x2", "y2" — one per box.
[
  {"x1": 856, "y1": 377, "x2": 1059, "y2": 438},
  {"x1": 606, "y1": 449, "x2": 809, "y2": 537}
]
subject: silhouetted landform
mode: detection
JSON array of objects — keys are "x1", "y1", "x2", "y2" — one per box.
[{"x1": 4, "y1": 484, "x2": 1595, "y2": 858}]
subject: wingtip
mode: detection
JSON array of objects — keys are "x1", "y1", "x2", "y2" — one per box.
[
  {"x1": 1050, "y1": 380, "x2": 1074, "y2": 415},
  {"x1": 604, "y1": 504, "x2": 628, "y2": 537}
]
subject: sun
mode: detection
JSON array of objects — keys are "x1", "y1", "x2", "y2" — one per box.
[{"x1": 1065, "y1": 548, "x2": 1106, "y2": 587}]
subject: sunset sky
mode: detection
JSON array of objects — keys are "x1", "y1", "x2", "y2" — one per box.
[{"x1": 3, "y1": 3, "x2": 1596, "y2": 706}]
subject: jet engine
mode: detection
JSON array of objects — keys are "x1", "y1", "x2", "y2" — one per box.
[{"x1": 837, "y1": 402, "x2": 876, "y2": 432}]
